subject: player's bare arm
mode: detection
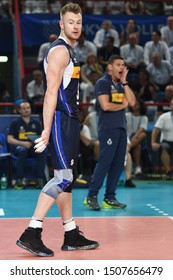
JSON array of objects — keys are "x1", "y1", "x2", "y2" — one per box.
[{"x1": 34, "y1": 46, "x2": 69, "y2": 153}]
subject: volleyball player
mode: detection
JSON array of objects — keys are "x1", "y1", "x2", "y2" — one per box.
[{"x1": 16, "y1": 2, "x2": 99, "y2": 257}]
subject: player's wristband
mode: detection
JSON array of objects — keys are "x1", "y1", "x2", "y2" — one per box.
[{"x1": 122, "y1": 82, "x2": 128, "y2": 86}]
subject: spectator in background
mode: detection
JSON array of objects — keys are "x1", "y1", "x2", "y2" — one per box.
[
  {"x1": 81, "y1": 53, "x2": 103, "y2": 82},
  {"x1": 13, "y1": 98, "x2": 25, "y2": 114},
  {"x1": 157, "y1": 84, "x2": 173, "y2": 117},
  {"x1": 144, "y1": 30, "x2": 171, "y2": 66},
  {"x1": 80, "y1": 53, "x2": 103, "y2": 102},
  {"x1": 48, "y1": 0, "x2": 61, "y2": 13},
  {"x1": 105, "y1": 1, "x2": 125, "y2": 15},
  {"x1": 74, "y1": 31, "x2": 97, "y2": 67},
  {"x1": 93, "y1": 20, "x2": 120, "y2": 49},
  {"x1": 136, "y1": 68, "x2": 158, "y2": 121},
  {"x1": 80, "y1": 125, "x2": 99, "y2": 176},
  {"x1": 163, "y1": 2, "x2": 173, "y2": 16},
  {"x1": 120, "y1": 33, "x2": 145, "y2": 90},
  {"x1": 7, "y1": 101, "x2": 47, "y2": 189},
  {"x1": 22, "y1": 0, "x2": 49, "y2": 13},
  {"x1": 137, "y1": 69, "x2": 158, "y2": 102},
  {"x1": 0, "y1": 0, "x2": 14, "y2": 20},
  {"x1": 124, "y1": 1, "x2": 144, "y2": 15},
  {"x1": 126, "y1": 98, "x2": 149, "y2": 176},
  {"x1": 97, "y1": 36, "x2": 120, "y2": 72},
  {"x1": 0, "y1": 89, "x2": 13, "y2": 114},
  {"x1": 146, "y1": 52, "x2": 173, "y2": 91},
  {"x1": 26, "y1": 69, "x2": 44, "y2": 111},
  {"x1": 79, "y1": 113, "x2": 99, "y2": 177},
  {"x1": 83, "y1": 109, "x2": 98, "y2": 142},
  {"x1": 37, "y1": 34, "x2": 58, "y2": 71},
  {"x1": 0, "y1": 89, "x2": 12, "y2": 103},
  {"x1": 169, "y1": 44, "x2": 173, "y2": 67},
  {"x1": 151, "y1": 98, "x2": 173, "y2": 180},
  {"x1": 120, "y1": 18, "x2": 140, "y2": 46},
  {"x1": 160, "y1": 16, "x2": 173, "y2": 48},
  {"x1": 86, "y1": 0, "x2": 106, "y2": 15},
  {"x1": 144, "y1": 1, "x2": 163, "y2": 15},
  {"x1": 81, "y1": 70, "x2": 100, "y2": 103}
]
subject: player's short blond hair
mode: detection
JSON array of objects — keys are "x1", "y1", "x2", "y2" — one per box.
[{"x1": 60, "y1": 2, "x2": 82, "y2": 19}]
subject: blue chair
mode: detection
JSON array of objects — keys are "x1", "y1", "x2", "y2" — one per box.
[
  {"x1": 0, "y1": 133, "x2": 12, "y2": 186},
  {"x1": 0, "y1": 115, "x2": 50, "y2": 184},
  {"x1": 0, "y1": 133, "x2": 8, "y2": 154}
]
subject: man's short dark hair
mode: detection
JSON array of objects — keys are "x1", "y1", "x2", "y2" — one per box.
[{"x1": 108, "y1": 55, "x2": 124, "y2": 65}]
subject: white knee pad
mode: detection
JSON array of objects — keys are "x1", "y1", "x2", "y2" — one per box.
[{"x1": 42, "y1": 169, "x2": 73, "y2": 199}]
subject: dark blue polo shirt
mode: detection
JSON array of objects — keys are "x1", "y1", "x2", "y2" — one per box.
[
  {"x1": 8, "y1": 117, "x2": 42, "y2": 141},
  {"x1": 95, "y1": 72, "x2": 127, "y2": 132}
]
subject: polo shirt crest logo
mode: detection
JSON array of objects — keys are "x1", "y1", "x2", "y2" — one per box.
[
  {"x1": 107, "y1": 138, "x2": 112, "y2": 145},
  {"x1": 32, "y1": 124, "x2": 36, "y2": 129}
]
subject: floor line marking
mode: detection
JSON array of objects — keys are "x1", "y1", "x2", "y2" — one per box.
[
  {"x1": 0, "y1": 209, "x2": 5, "y2": 216},
  {"x1": 147, "y1": 204, "x2": 169, "y2": 216}
]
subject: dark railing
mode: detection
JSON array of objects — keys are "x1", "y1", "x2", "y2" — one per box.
[{"x1": 0, "y1": 101, "x2": 170, "y2": 112}]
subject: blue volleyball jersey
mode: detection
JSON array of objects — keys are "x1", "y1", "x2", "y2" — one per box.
[
  {"x1": 43, "y1": 37, "x2": 80, "y2": 170},
  {"x1": 44, "y1": 37, "x2": 80, "y2": 119},
  {"x1": 95, "y1": 72, "x2": 127, "y2": 132}
]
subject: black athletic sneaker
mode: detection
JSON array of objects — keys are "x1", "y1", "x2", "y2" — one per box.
[
  {"x1": 125, "y1": 179, "x2": 136, "y2": 188},
  {"x1": 83, "y1": 196, "x2": 100, "y2": 210},
  {"x1": 14, "y1": 179, "x2": 24, "y2": 190},
  {"x1": 61, "y1": 227, "x2": 99, "y2": 251},
  {"x1": 166, "y1": 170, "x2": 172, "y2": 180},
  {"x1": 36, "y1": 178, "x2": 45, "y2": 189},
  {"x1": 16, "y1": 227, "x2": 54, "y2": 257},
  {"x1": 102, "y1": 198, "x2": 127, "y2": 209}
]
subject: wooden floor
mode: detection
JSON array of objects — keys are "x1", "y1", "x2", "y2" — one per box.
[
  {"x1": 1, "y1": 216, "x2": 173, "y2": 260},
  {"x1": 0, "y1": 179, "x2": 173, "y2": 260}
]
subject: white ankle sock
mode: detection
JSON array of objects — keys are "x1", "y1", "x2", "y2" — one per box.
[
  {"x1": 63, "y1": 218, "x2": 76, "y2": 232},
  {"x1": 29, "y1": 216, "x2": 43, "y2": 228}
]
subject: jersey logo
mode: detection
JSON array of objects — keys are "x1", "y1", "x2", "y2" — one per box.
[
  {"x1": 31, "y1": 124, "x2": 36, "y2": 129},
  {"x1": 70, "y1": 159, "x2": 74, "y2": 166},
  {"x1": 107, "y1": 138, "x2": 112, "y2": 145},
  {"x1": 19, "y1": 131, "x2": 27, "y2": 140},
  {"x1": 72, "y1": 66, "x2": 80, "y2": 79},
  {"x1": 111, "y1": 92, "x2": 124, "y2": 104}
]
